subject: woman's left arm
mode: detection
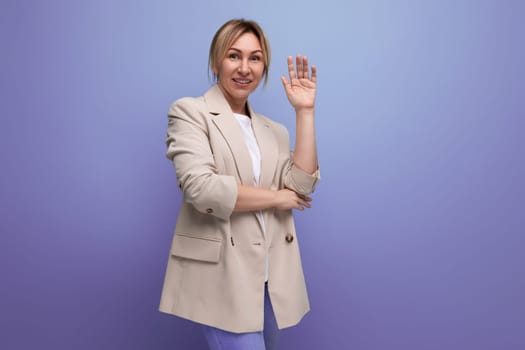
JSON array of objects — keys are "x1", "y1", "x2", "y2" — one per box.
[{"x1": 281, "y1": 55, "x2": 318, "y2": 174}]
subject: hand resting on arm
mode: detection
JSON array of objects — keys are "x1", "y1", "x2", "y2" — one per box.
[{"x1": 234, "y1": 185, "x2": 312, "y2": 212}]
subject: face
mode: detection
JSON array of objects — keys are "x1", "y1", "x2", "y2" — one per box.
[{"x1": 215, "y1": 32, "x2": 265, "y2": 114}]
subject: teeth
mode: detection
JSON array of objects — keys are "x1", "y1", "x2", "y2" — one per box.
[{"x1": 235, "y1": 79, "x2": 250, "y2": 84}]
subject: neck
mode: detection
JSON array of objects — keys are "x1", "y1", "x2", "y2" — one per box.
[
  {"x1": 231, "y1": 103, "x2": 248, "y2": 115},
  {"x1": 218, "y1": 84, "x2": 248, "y2": 115}
]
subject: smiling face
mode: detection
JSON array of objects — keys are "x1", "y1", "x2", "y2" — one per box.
[{"x1": 215, "y1": 32, "x2": 265, "y2": 114}]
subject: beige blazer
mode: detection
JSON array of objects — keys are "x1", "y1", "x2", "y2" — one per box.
[{"x1": 159, "y1": 85, "x2": 320, "y2": 333}]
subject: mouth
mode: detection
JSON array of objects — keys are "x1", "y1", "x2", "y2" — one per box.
[{"x1": 232, "y1": 78, "x2": 252, "y2": 86}]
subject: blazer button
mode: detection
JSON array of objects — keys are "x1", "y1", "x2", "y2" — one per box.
[
  {"x1": 206, "y1": 208, "x2": 213, "y2": 214},
  {"x1": 285, "y1": 233, "x2": 294, "y2": 243}
]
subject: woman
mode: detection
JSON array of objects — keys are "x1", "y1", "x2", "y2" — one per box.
[{"x1": 159, "y1": 19, "x2": 319, "y2": 349}]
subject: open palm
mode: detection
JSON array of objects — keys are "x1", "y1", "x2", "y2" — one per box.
[{"x1": 281, "y1": 55, "x2": 317, "y2": 111}]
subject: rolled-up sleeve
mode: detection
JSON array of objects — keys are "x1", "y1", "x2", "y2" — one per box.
[
  {"x1": 166, "y1": 98, "x2": 237, "y2": 220},
  {"x1": 285, "y1": 163, "x2": 320, "y2": 195}
]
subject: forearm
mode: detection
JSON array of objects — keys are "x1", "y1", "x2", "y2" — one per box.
[
  {"x1": 234, "y1": 185, "x2": 277, "y2": 212},
  {"x1": 293, "y1": 108, "x2": 318, "y2": 174},
  {"x1": 234, "y1": 184, "x2": 311, "y2": 212}
]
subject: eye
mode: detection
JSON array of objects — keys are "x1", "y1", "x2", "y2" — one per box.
[
  {"x1": 250, "y1": 55, "x2": 262, "y2": 62},
  {"x1": 228, "y1": 53, "x2": 240, "y2": 60}
]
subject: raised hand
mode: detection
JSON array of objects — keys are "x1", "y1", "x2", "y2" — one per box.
[{"x1": 281, "y1": 55, "x2": 317, "y2": 112}]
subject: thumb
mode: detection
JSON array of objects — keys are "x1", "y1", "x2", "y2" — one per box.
[
  {"x1": 281, "y1": 76, "x2": 292, "y2": 95},
  {"x1": 281, "y1": 76, "x2": 289, "y2": 88}
]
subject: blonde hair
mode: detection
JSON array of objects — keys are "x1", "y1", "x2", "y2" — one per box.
[{"x1": 209, "y1": 19, "x2": 271, "y2": 85}]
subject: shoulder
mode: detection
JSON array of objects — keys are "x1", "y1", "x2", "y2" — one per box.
[
  {"x1": 167, "y1": 95, "x2": 212, "y2": 131},
  {"x1": 255, "y1": 112, "x2": 289, "y2": 137},
  {"x1": 168, "y1": 95, "x2": 207, "y2": 116}
]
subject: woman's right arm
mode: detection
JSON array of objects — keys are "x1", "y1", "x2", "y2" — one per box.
[{"x1": 167, "y1": 99, "x2": 238, "y2": 220}]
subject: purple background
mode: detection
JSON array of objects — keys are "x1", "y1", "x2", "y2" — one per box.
[{"x1": 1, "y1": 0, "x2": 524, "y2": 349}]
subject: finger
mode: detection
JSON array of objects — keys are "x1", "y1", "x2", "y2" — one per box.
[
  {"x1": 296, "y1": 197, "x2": 311, "y2": 209},
  {"x1": 311, "y1": 65, "x2": 317, "y2": 83},
  {"x1": 297, "y1": 194, "x2": 313, "y2": 202},
  {"x1": 296, "y1": 55, "x2": 303, "y2": 79},
  {"x1": 287, "y1": 56, "x2": 296, "y2": 81},
  {"x1": 302, "y1": 56, "x2": 309, "y2": 80},
  {"x1": 281, "y1": 76, "x2": 290, "y2": 90},
  {"x1": 292, "y1": 201, "x2": 304, "y2": 211}
]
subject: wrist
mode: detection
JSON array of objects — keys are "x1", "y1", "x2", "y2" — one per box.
[
  {"x1": 294, "y1": 106, "x2": 315, "y2": 114},
  {"x1": 295, "y1": 109, "x2": 315, "y2": 123}
]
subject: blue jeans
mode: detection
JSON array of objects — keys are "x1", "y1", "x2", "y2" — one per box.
[{"x1": 202, "y1": 284, "x2": 280, "y2": 350}]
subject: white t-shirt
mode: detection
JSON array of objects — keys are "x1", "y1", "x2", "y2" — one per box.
[{"x1": 233, "y1": 113, "x2": 268, "y2": 281}]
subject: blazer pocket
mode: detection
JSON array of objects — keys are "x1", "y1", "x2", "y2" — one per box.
[{"x1": 171, "y1": 233, "x2": 222, "y2": 263}]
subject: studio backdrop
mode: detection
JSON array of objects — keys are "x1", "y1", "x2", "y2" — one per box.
[{"x1": 1, "y1": 0, "x2": 524, "y2": 349}]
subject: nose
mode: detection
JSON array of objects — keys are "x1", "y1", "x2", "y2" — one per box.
[{"x1": 238, "y1": 59, "x2": 249, "y2": 75}]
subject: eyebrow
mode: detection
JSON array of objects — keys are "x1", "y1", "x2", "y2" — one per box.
[{"x1": 229, "y1": 48, "x2": 263, "y2": 54}]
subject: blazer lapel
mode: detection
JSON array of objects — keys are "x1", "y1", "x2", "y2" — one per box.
[
  {"x1": 248, "y1": 106, "x2": 278, "y2": 190},
  {"x1": 204, "y1": 85, "x2": 254, "y2": 186}
]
